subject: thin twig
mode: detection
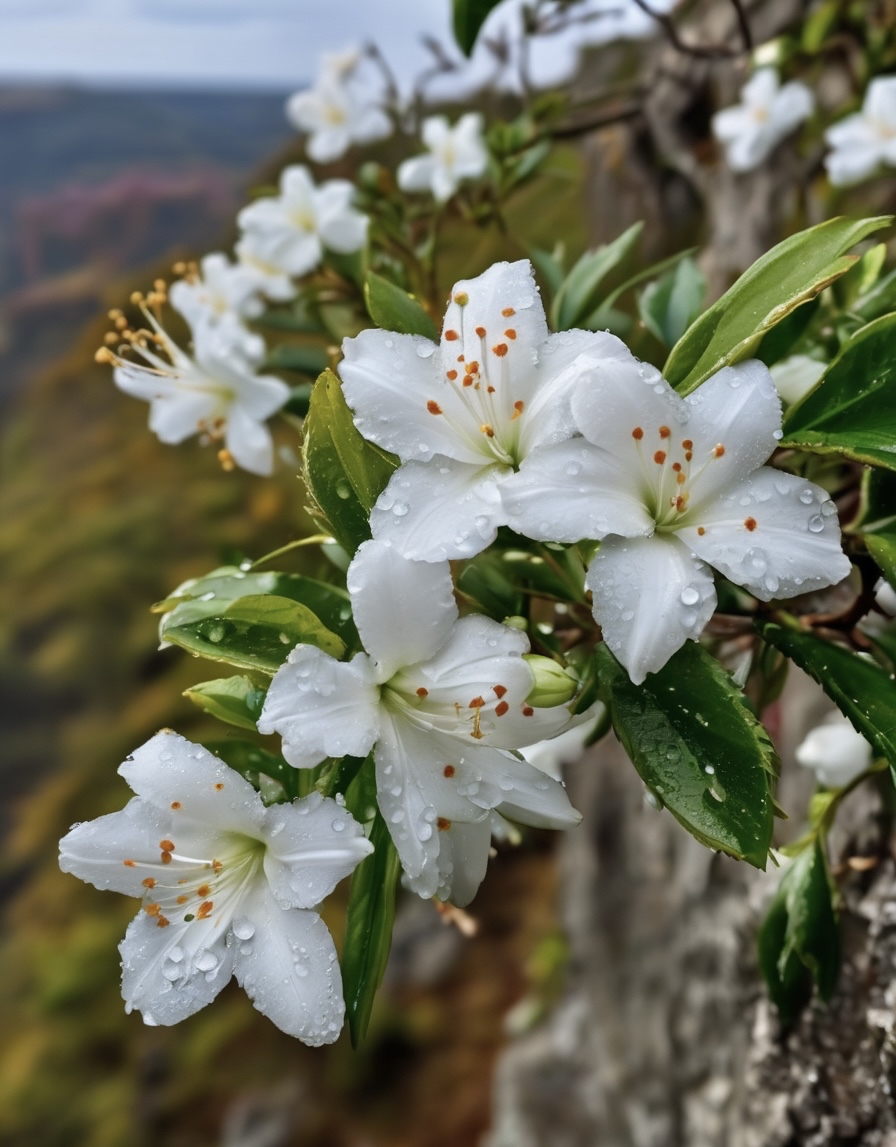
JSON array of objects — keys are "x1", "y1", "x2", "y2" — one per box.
[
  {"x1": 728, "y1": 0, "x2": 753, "y2": 52},
  {"x1": 630, "y1": 0, "x2": 750, "y2": 59}
]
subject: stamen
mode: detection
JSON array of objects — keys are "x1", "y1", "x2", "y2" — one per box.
[
  {"x1": 697, "y1": 527, "x2": 706, "y2": 536},
  {"x1": 142, "y1": 877, "x2": 156, "y2": 889},
  {"x1": 218, "y1": 449, "x2": 235, "y2": 472},
  {"x1": 632, "y1": 427, "x2": 644, "y2": 440},
  {"x1": 659, "y1": 426, "x2": 671, "y2": 439},
  {"x1": 522, "y1": 706, "x2": 534, "y2": 717},
  {"x1": 475, "y1": 326, "x2": 486, "y2": 337},
  {"x1": 214, "y1": 783, "x2": 225, "y2": 791},
  {"x1": 123, "y1": 859, "x2": 136, "y2": 867},
  {"x1": 744, "y1": 517, "x2": 757, "y2": 531},
  {"x1": 445, "y1": 329, "x2": 459, "y2": 341},
  {"x1": 416, "y1": 686, "x2": 429, "y2": 697},
  {"x1": 502, "y1": 307, "x2": 515, "y2": 317},
  {"x1": 495, "y1": 701, "x2": 509, "y2": 716},
  {"x1": 493, "y1": 685, "x2": 507, "y2": 698},
  {"x1": 170, "y1": 801, "x2": 181, "y2": 810},
  {"x1": 654, "y1": 451, "x2": 666, "y2": 464},
  {"x1": 682, "y1": 439, "x2": 693, "y2": 450},
  {"x1": 443, "y1": 765, "x2": 456, "y2": 777},
  {"x1": 437, "y1": 818, "x2": 452, "y2": 831},
  {"x1": 492, "y1": 343, "x2": 508, "y2": 357},
  {"x1": 446, "y1": 369, "x2": 458, "y2": 380},
  {"x1": 511, "y1": 400, "x2": 525, "y2": 420},
  {"x1": 197, "y1": 901, "x2": 214, "y2": 920},
  {"x1": 713, "y1": 444, "x2": 725, "y2": 457},
  {"x1": 454, "y1": 292, "x2": 469, "y2": 305},
  {"x1": 504, "y1": 328, "x2": 517, "y2": 340},
  {"x1": 469, "y1": 697, "x2": 485, "y2": 708},
  {"x1": 427, "y1": 400, "x2": 443, "y2": 415},
  {"x1": 480, "y1": 424, "x2": 495, "y2": 437}
]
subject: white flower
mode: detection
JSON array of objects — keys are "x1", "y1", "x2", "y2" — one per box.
[
  {"x1": 109, "y1": 307, "x2": 289, "y2": 476},
  {"x1": 258, "y1": 540, "x2": 581, "y2": 906},
  {"x1": 286, "y1": 78, "x2": 392, "y2": 165},
  {"x1": 520, "y1": 702, "x2": 604, "y2": 780},
  {"x1": 237, "y1": 166, "x2": 368, "y2": 280},
  {"x1": 769, "y1": 354, "x2": 826, "y2": 406},
  {"x1": 58, "y1": 731, "x2": 372, "y2": 1042},
  {"x1": 712, "y1": 68, "x2": 814, "y2": 172},
  {"x1": 398, "y1": 113, "x2": 489, "y2": 202},
  {"x1": 234, "y1": 239, "x2": 298, "y2": 304},
  {"x1": 339, "y1": 259, "x2": 639, "y2": 561},
  {"x1": 503, "y1": 358, "x2": 851, "y2": 684},
  {"x1": 825, "y1": 76, "x2": 896, "y2": 186},
  {"x1": 875, "y1": 577, "x2": 896, "y2": 618},
  {"x1": 796, "y1": 713, "x2": 872, "y2": 788},
  {"x1": 168, "y1": 252, "x2": 271, "y2": 328}
]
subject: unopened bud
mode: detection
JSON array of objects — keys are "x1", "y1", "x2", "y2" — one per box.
[
  {"x1": 503, "y1": 615, "x2": 528, "y2": 632},
  {"x1": 523, "y1": 655, "x2": 578, "y2": 708}
]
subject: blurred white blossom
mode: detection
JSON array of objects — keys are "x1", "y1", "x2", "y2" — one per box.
[
  {"x1": 769, "y1": 354, "x2": 826, "y2": 406},
  {"x1": 237, "y1": 165, "x2": 368, "y2": 279},
  {"x1": 398, "y1": 113, "x2": 489, "y2": 202},
  {"x1": 825, "y1": 76, "x2": 896, "y2": 186},
  {"x1": 168, "y1": 252, "x2": 271, "y2": 327},
  {"x1": 712, "y1": 69, "x2": 813, "y2": 172},
  {"x1": 796, "y1": 713, "x2": 872, "y2": 788}
]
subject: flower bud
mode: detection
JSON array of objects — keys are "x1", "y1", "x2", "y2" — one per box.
[
  {"x1": 523, "y1": 655, "x2": 578, "y2": 708},
  {"x1": 795, "y1": 713, "x2": 872, "y2": 789}
]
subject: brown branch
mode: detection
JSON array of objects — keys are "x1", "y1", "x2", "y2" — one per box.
[{"x1": 630, "y1": 0, "x2": 751, "y2": 59}]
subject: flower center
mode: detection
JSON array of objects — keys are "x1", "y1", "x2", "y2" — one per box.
[
  {"x1": 382, "y1": 673, "x2": 521, "y2": 742},
  {"x1": 428, "y1": 300, "x2": 526, "y2": 467},
  {"x1": 629, "y1": 423, "x2": 727, "y2": 531}
]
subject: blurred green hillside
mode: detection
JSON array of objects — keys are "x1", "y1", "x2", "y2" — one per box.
[{"x1": 0, "y1": 138, "x2": 590, "y2": 1147}]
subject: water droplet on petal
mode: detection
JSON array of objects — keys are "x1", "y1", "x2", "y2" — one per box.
[
  {"x1": 232, "y1": 916, "x2": 255, "y2": 941},
  {"x1": 808, "y1": 514, "x2": 825, "y2": 533},
  {"x1": 680, "y1": 586, "x2": 700, "y2": 606},
  {"x1": 416, "y1": 343, "x2": 435, "y2": 358},
  {"x1": 799, "y1": 488, "x2": 815, "y2": 505}
]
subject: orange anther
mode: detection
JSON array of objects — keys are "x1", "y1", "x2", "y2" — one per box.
[
  {"x1": 170, "y1": 801, "x2": 181, "y2": 810},
  {"x1": 659, "y1": 426, "x2": 671, "y2": 439},
  {"x1": 697, "y1": 526, "x2": 706, "y2": 536},
  {"x1": 502, "y1": 307, "x2": 515, "y2": 317},
  {"x1": 156, "y1": 915, "x2": 170, "y2": 928},
  {"x1": 145, "y1": 902, "x2": 161, "y2": 916},
  {"x1": 480, "y1": 424, "x2": 495, "y2": 437},
  {"x1": 522, "y1": 706, "x2": 534, "y2": 717},
  {"x1": 672, "y1": 462, "x2": 682, "y2": 472},
  {"x1": 493, "y1": 685, "x2": 507, "y2": 698},
  {"x1": 445, "y1": 329, "x2": 459, "y2": 341},
  {"x1": 161, "y1": 852, "x2": 173, "y2": 865},
  {"x1": 454, "y1": 292, "x2": 469, "y2": 305},
  {"x1": 713, "y1": 444, "x2": 725, "y2": 457},
  {"x1": 744, "y1": 517, "x2": 757, "y2": 531},
  {"x1": 159, "y1": 840, "x2": 175, "y2": 852},
  {"x1": 416, "y1": 686, "x2": 429, "y2": 697},
  {"x1": 177, "y1": 895, "x2": 188, "y2": 904},
  {"x1": 437, "y1": 817, "x2": 452, "y2": 831},
  {"x1": 463, "y1": 375, "x2": 474, "y2": 387},
  {"x1": 487, "y1": 385, "x2": 496, "y2": 393},
  {"x1": 142, "y1": 877, "x2": 156, "y2": 889},
  {"x1": 654, "y1": 451, "x2": 666, "y2": 464},
  {"x1": 495, "y1": 701, "x2": 509, "y2": 716},
  {"x1": 469, "y1": 696, "x2": 485, "y2": 708},
  {"x1": 632, "y1": 427, "x2": 644, "y2": 440},
  {"x1": 446, "y1": 369, "x2": 458, "y2": 380},
  {"x1": 682, "y1": 439, "x2": 693, "y2": 450},
  {"x1": 214, "y1": 783, "x2": 224, "y2": 791},
  {"x1": 197, "y1": 884, "x2": 210, "y2": 898},
  {"x1": 505, "y1": 328, "x2": 517, "y2": 339},
  {"x1": 467, "y1": 361, "x2": 479, "y2": 373},
  {"x1": 475, "y1": 326, "x2": 486, "y2": 337},
  {"x1": 427, "y1": 400, "x2": 443, "y2": 414},
  {"x1": 492, "y1": 343, "x2": 508, "y2": 357},
  {"x1": 676, "y1": 472, "x2": 686, "y2": 485},
  {"x1": 443, "y1": 765, "x2": 456, "y2": 778},
  {"x1": 197, "y1": 901, "x2": 214, "y2": 920},
  {"x1": 123, "y1": 859, "x2": 136, "y2": 867}
]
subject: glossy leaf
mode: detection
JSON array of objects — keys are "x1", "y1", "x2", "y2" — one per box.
[
  {"x1": 664, "y1": 216, "x2": 891, "y2": 394},
  {"x1": 866, "y1": 529, "x2": 896, "y2": 588},
  {"x1": 452, "y1": 0, "x2": 503, "y2": 55},
  {"x1": 157, "y1": 566, "x2": 358, "y2": 649},
  {"x1": 341, "y1": 810, "x2": 401, "y2": 1047},
  {"x1": 757, "y1": 839, "x2": 839, "y2": 1025},
  {"x1": 163, "y1": 594, "x2": 345, "y2": 675},
  {"x1": 550, "y1": 222, "x2": 643, "y2": 332},
  {"x1": 758, "y1": 620, "x2": 896, "y2": 771},
  {"x1": 303, "y1": 369, "x2": 398, "y2": 554},
  {"x1": 639, "y1": 257, "x2": 707, "y2": 347},
  {"x1": 782, "y1": 313, "x2": 896, "y2": 471},
  {"x1": 183, "y1": 674, "x2": 267, "y2": 732},
  {"x1": 595, "y1": 641, "x2": 776, "y2": 867},
  {"x1": 364, "y1": 271, "x2": 439, "y2": 340}
]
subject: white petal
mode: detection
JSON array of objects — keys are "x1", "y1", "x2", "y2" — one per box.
[
  {"x1": 59, "y1": 798, "x2": 173, "y2": 896},
  {"x1": 421, "y1": 115, "x2": 450, "y2": 150},
  {"x1": 420, "y1": 818, "x2": 491, "y2": 907},
  {"x1": 825, "y1": 138, "x2": 884, "y2": 186},
  {"x1": 280, "y1": 164, "x2": 316, "y2": 204},
  {"x1": 114, "y1": 361, "x2": 177, "y2": 402},
  {"x1": 520, "y1": 329, "x2": 636, "y2": 453},
  {"x1": 225, "y1": 405, "x2": 275, "y2": 476},
  {"x1": 725, "y1": 124, "x2": 773, "y2": 172},
  {"x1": 464, "y1": 742, "x2": 582, "y2": 827},
  {"x1": 587, "y1": 534, "x2": 717, "y2": 684},
  {"x1": 679, "y1": 467, "x2": 851, "y2": 600},
  {"x1": 319, "y1": 207, "x2": 368, "y2": 254},
  {"x1": 369, "y1": 457, "x2": 507, "y2": 561},
  {"x1": 712, "y1": 105, "x2": 755, "y2": 146},
  {"x1": 120, "y1": 910, "x2": 235, "y2": 1027},
  {"x1": 773, "y1": 82, "x2": 814, "y2": 132},
  {"x1": 431, "y1": 166, "x2": 460, "y2": 203},
  {"x1": 340, "y1": 329, "x2": 483, "y2": 465},
  {"x1": 234, "y1": 886, "x2": 344, "y2": 1045},
  {"x1": 258, "y1": 647, "x2": 381, "y2": 767},
  {"x1": 346, "y1": 539, "x2": 458, "y2": 676},
  {"x1": 148, "y1": 392, "x2": 219, "y2": 444},
  {"x1": 503, "y1": 439, "x2": 654, "y2": 542},
  {"x1": 307, "y1": 126, "x2": 351, "y2": 163},
  {"x1": 683, "y1": 359, "x2": 782, "y2": 508},
  {"x1": 230, "y1": 372, "x2": 290, "y2": 422},
  {"x1": 768, "y1": 355, "x2": 826, "y2": 406},
  {"x1": 865, "y1": 76, "x2": 896, "y2": 128},
  {"x1": 742, "y1": 68, "x2": 779, "y2": 108},
  {"x1": 120, "y1": 730, "x2": 266, "y2": 835},
  {"x1": 570, "y1": 353, "x2": 684, "y2": 464},
  {"x1": 796, "y1": 714, "x2": 872, "y2": 789},
  {"x1": 397, "y1": 154, "x2": 437, "y2": 193},
  {"x1": 262, "y1": 791, "x2": 372, "y2": 910},
  {"x1": 352, "y1": 107, "x2": 392, "y2": 144}
]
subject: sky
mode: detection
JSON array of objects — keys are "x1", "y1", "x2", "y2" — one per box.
[{"x1": 0, "y1": 0, "x2": 674, "y2": 91}]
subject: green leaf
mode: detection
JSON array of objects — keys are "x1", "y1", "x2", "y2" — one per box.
[
  {"x1": 664, "y1": 216, "x2": 892, "y2": 394},
  {"x1": 866, "y1": 529, "x2": 896, "y2": 588},
  {"x1": 758, "y1": 621, "x2": 896, "y2": 774},
  {"x1": 584, "y1": 246, "x2": 698, "y2": 328},
  {"x1": 782, "y1": 313, "x2": 896, "y2": 471},
  {"x1": 303, "y1": 369, "x2": 399, "y2": 554},
  {"x1": 263, "y1": 343, "x2": 330, "y2": 377},
  {"x1": 452, "y1": 0, "x2": 503, "y2": 55},
  {"x1": 527, "y1": 242, "x2": 566, "y2": 299},
  {"x1": 595, "y1": 642, "x2": 776, "y2": 867},
  {"x1": 341, "y1": 810, "x2": 401, "y2": 1047},
  {"x1": 184, "y1": 674, "x2": 267, "y2": 731},
  {"x1": 157, "y1": 566, "x2": 358, "y2": 649},
  {"x1": 364, "y1": 271, "x2": 439, "y2": 339},
  {"x1": 550, "y1": 222, "x2": 643, "y2": 332},
  {"x1": 638, "y1": 257, "x2": 707, "y2": 347},
  {"x1": 163, "y1": 594, "x2": 345, "y2": 675},
  {"x1": 204, "y1": 739, "x2": 299, "y2": 801},
  {"x1": 757, "y1": 839, "x2": 839, "y2": 1025}
]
